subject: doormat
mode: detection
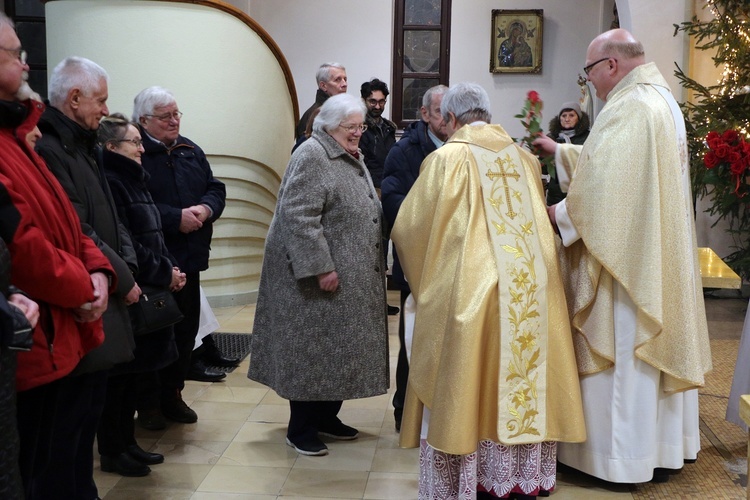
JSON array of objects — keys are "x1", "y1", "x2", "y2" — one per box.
[{"x1": 209, "y1": 332, "x2": 252, "y2": 373}]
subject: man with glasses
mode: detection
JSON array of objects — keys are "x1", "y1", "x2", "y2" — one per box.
[
  {"x1": 35, "y1": 56, "x2": 141, "y2": 497},
  {"x1": 359, "y1": 78, "x2": 396, "y2": 193},
  {"x1": 359, "y1": 78, "x2": 399, "y2": 318},
  {"x1": 534, "y1": 29, "x2": 711, "y2": 484},
  {"x1": 133, "y1": 86, "x2": 227, "y2": 426},
  {"x1": 295, "y1": 62, "x2": 348, "y2": 140},
  {"x1": 0, "y1": 14, "x2": 116, "y2": 499}
]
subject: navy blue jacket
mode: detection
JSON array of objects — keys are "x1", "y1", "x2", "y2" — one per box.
[
  {"x1": 139, "y1": 128, "x2": 226, "y2": 273},
  {"x1": 381, "y1": 120, "x2": 438, "y2": 290}
]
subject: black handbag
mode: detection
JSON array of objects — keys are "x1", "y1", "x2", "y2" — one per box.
[{"x1": 128, "y1": 285, "x2": 183, "y2": 336}]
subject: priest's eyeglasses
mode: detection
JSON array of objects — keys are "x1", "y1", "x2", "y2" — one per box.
[
  {"x1": 583, "y1": 57, "x2": 613, "y2": 76},
  {"x1": 0, "y1": 47, "x2": 27, "y2": 65},
  {"x1": 339, "y1": 123, "x2": 368, "y2": 133}
]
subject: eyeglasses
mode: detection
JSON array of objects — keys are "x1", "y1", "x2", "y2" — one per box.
[
  {"x1": 366, "y1": 99, "x2": 387, "y2": 107},
  {"x1": 339, "y1": 123, "x2": 367, "y2": 133},
  {"x1": 115, "y1": 138, "x2": 143, "y2": 147},
  {"x1": 583, "y1": 57, "x2": 612, "y2": 76},
  {"x1": 145, "y1": 111, "x2": 183, "y2": 122},
  {"x1": 0, "y1": 47, "x2": 27, "y2": 65}
]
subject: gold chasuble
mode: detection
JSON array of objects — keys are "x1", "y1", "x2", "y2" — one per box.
[
  {"x1": 557, "y1": 63, "x2": 712, "y2": 393},
  {"x1": 392, "y1": 124, "x2": 585, "y2": 455}
]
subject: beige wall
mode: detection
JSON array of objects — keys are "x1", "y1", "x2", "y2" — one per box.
[{"x1": 46, "y1": 0, "x2": 295, "y2": 306}]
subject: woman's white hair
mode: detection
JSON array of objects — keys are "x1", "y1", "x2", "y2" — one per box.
[
  {"x1": 440, "y1": 82, "x2": 492, "y2": 125},
  {"x1": 312, "y1": 94, "x2": 366, "y2": 134},
  {"x1": 48, "y1": 57, "x2": 108, "y2": 109},
  {"x1": 132, "y1": 86, "x2": 177, "y2": 123}
]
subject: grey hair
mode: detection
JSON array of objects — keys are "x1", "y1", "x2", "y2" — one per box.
[
  {"x1": 0, "y1": 12, "x2": 14, "y2": 30},
  {"x1": 315, "y1": 62, "x2": 346, "y2": 85},
  {"x1": 97, "y1": 112, "x2": 132, "y2": 146},
  {"x1": 440, "y1": 82, "x2": 492, "y2": 125},
  {"x1": 48, "y1": 57, "x2": 109, "y2": 109},
  {"x1": 312, "y1": 93, "x2": 366, "y2": 134},
  {"x1": 132, "y1": 86, "x2": 176, "y2": 123},
  {"x1": 601, "y1": 39, "x2": 645, "y2": 59},
  {"x1": 422, "y1": 84, "x2": 448, "y2": 109}
]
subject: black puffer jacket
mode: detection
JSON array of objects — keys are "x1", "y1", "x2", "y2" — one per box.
[
  {"x1": 102, "y1": 149, "x2": 178, "y2": 373},
  {"x1": 139, "y1": 129, "x2": 225, "y2": 273},
  {"x1": 36, "y1": 105, "x2": 137, "y2": 373}
]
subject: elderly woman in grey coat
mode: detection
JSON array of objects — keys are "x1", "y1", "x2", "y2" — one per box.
[{"x1": 248, "y1": 93, "x2": 389, "y2": 457}]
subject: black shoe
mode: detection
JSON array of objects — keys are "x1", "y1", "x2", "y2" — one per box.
[
  {"x1": 136, "y1": 408, "x2": 167, "y2": 430},
  {"x1": 127, "y1": 444, "x2": 164, "y2": 465},
  {"x1": 187, "y1": 359, "x2": 227, "y2": 382},
  {"x1": 387, "y1": 304, "x2": 400, "y2": 315},
  {"x1": 318, "y1": 421, "x2": 359, "y2": 440},
  {"x1": 202, "y1": 343, "x2": 242, "y2": 367},
  {"x1": 650, "y1": 468, "x2": 673, "y2": 483},
  {"x1": 286, "y1": 436, "x2": 328, "y2": 456},
  {"x1": 100, "y1": 452, "x2": 151, "y2": 477},
  {"x1": 161, "y1": 393, "x2": 198, "y2": 423}
]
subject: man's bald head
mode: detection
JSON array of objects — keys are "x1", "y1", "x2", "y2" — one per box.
[{"x1": 585, "y1": 29, "x2": 646, "y2": 101}]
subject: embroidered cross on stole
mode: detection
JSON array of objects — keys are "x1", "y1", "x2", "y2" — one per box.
[{"x1": 471, "y1": 142, "x2": 548, "y2": 444}]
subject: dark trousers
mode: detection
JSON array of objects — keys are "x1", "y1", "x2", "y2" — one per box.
[
  {"x1": 17, "y1": 380, "x2": 59, "y2": 500},
  {"x1": 97, "y1": 372, "x2": 140, "y2": 456},
  {"x1": 392, "y1": 289, "x2": 410, "y2": 421},
  {"x1": 28, "y1": 371, "x2": 108, "y2": 500},
  {"x1": 288, "y1": 400, "x2": 343, "y2": 443},
  {"x1": 0, "y1": 348, "x2": 22, "y2": 499},
  {"x1": 159, "y1": 272, "x2": 200, "y2": 400}
]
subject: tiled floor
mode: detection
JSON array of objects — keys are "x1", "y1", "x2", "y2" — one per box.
[{"x1": 97, "y1": 291, "x2": 750, "y2": 499}]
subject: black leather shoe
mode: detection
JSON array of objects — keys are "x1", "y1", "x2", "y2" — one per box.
[
  {"x1": 202, "y1": 343, "x2": 241, "y2": 367},
  {"x1": 187, "y1": 360, "x2": 227, "y2": 382},
  {"x1": 161, "y1": 393, "x2": 198, "y2": 423},
  {"x1": 100, "y1": 452, "x2": 151, "y2": 477},
  {"x1": 136, "y1": 408, "x2": 167, "y2": 430},
  {"x1": 127, "y1": 444, "x2": 164, "y2": 465}
]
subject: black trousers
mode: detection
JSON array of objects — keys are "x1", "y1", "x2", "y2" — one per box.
[
  {"x1": 97, "y1": 372, "x2": 141, "y2": 456},
  {"x1": 392, "y1": 289, "x2": 410, "y2": 421},
  {"x1": 28, "y1": 370, "x2": 108, "y2": 500},
  {"x1": 17, "y1": 380, "x2": 58, "y2": 500},
  {"x1": 288, "y1": 400, "x2": 343, "y2": 443},
  {"x1": 158, "y1": 272, "x2": 201, "y2": 400},
  {"x1": 0, "y1": 347, "x2": 22, "y2": 499}
]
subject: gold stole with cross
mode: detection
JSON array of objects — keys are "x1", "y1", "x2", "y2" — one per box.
[{"x1": 471, "y1": 142, "x2": 548, "y2": 444}]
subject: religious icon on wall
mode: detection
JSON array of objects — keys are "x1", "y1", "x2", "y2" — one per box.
[{"x1": 491, "y1": 9, "x2": 543, "y2": 74}]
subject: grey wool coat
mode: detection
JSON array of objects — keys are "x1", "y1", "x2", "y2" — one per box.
[{"x1": 248, "y1": 130, "x2": 389, "y2": 401}]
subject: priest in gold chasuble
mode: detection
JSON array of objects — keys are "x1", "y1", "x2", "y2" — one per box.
[
  {"x1": 535, "y1": 29, "x2": 712, "y2": 484},
  {"x1": 392, "y1": 82, "x2": 585, "y2": 499}
]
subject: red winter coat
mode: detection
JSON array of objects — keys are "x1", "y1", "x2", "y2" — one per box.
[{"x1": 0, "y1": 98, "x2": 114, "y2": 391}]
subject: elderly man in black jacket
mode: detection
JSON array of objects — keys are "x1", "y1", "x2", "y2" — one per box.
[
  {"x1": 133, "y1": 86, "x2": 228, "y2": 425},
  {"x1": 381, "y1": 84, "x2": 448, "y2": 432},
  {"x1": 35, "y1": 56, "x2": 141, "y2": 499}
]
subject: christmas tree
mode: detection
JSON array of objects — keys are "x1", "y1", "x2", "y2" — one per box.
[{"x1": 674, "y1": 0, "x2": 750, "y2": 278}]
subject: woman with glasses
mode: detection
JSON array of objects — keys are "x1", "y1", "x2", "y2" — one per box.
[
  {"x1": 95, "y1": 113, "x2": 186, "y2": 477},
  {"x1": 248, "y1": 93, "x2": 389, "y2": 456}
]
